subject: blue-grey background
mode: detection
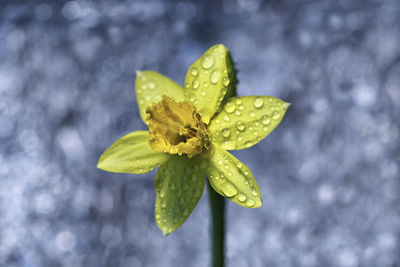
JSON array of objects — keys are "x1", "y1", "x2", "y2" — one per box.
[{"x1": 1, "y1": 0, "x2": 399, "y2": 266}]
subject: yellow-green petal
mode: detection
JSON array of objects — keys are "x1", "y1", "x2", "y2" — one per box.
[
  {"x1": 135, "y1": 71, "x2": 185, "y2": 124},
  {"x1": 154, "y1": 155, "x2": 205, "y2": 235},
  {"x1": 200, "y1": 145, "x2": 262, "y2": 208},
  {"x1": 209, "y1": 96, "x2": 290, "y2": 150},
  {"x1": 97, "y1": 131, "x2": 170, "y2": 174},
  {"x1": 184, "y1": 44, "x2": 231, "y2": 124}
]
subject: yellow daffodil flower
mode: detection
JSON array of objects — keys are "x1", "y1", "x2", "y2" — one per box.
[{"x1": 97, "y1": 44, "x2": 290, "y2": 235}]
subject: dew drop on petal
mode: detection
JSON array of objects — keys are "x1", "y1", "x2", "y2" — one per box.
[
  {"x1": 221, "y1": 128, "x2": 231, "y2": 138},
  {"x1": 201, "y1": 54, "x2": 215, "y2": 69},
  {"x1": 183, "y1": 208, "x2": 189, "y2": 216},
  {"x1": 237, "y1": 193, "x2": 247, "y2": 202},
  {"x1": 246, "y1": 199, "x2": 255, "y2": 207},
  {"x1": 223, "y1": 114, "x2": 230, "y2": 121},
  {"x1": 272, "y1": 112, "x2": 281, "y2": 120},
  {"x1": 148, "y1": 80, "x2": 156, "y2": 89},
  {"x1": 169, "y1": 183, "x2": 175, "y2": 191},
  {"x1": 210, "y1": 69, "x2": 220, "y2": 84},
  {"x1": 222, "y1": 77, "x2": 229, "y2": 86},
  {"x1": 160, "y1": 188, "x2": 166, "y2": 198},
  {"x1": 192, "y1": 79, "x2": 200, "y2": 89},
  {"x1": 253, "y1": 97, "x2": 264, "y2": 108},
  {"x1": 245, "y1": 141, "x2": 252, "y2": 148},
  {"x1": 221, "y1": 182, "x2": 238, "y2": 197},
  {"x1": 250, "y1": 111, "x2": 256, "y2": 118},
  {"x1": 262, "y1": 115, "x2": 271, "y2": 125},
  {"x1": 224, "y1": 102, "x2": 236, "y2": 113},
  {"x1": 191, "y1": 67, "x2": 198, "y2": 76},
  {"x1": 189, "y1": 94, "x2": 196, "y2": 103},
  {"x1": 235, "y1": 121, "x2": 246, "y2": 131},
  {"x1": 251, "y1": 190, "x2": 258, "y2": 197}
]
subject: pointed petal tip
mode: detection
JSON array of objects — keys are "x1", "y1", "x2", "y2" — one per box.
[{"x1": 283, "y1": 102, "x2": 291, "y2": 109}]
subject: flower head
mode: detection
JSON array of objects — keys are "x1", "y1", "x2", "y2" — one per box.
[{"x1": 97, "y1": 44, "x2": 290, "y2": 235}]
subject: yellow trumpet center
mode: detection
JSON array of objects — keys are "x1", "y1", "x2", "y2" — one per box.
[{"x1": 146, "y1": 95, "x2": 210, "y2": 157}]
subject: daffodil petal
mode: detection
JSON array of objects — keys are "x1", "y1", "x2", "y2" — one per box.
[
  {"x1": 184, "y1": 44, "x2": 232, "y2": 124},
  {"x1": 97, "y1": 131, "x2": 170, "y2": 174},
  {"x1": 135, "y1": 71, "x2": 185, "y2": 124},
  {"x1": 200, "y1": 145, "x2": 262, "y2": 208},
  {"x1": 209, "y1": 96, "x2": 290, "y2": 150},
  {"x1": 154, "y1": 155, "x2": 205, "y2": 235}
]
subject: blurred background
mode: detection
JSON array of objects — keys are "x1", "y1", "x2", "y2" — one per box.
[{"x1": 1, "y1": 0, "x2": 399, "y2": 266}]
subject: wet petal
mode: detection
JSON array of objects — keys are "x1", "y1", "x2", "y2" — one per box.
[
  {"x1": 184, "y1": 44, "x2": 232, "y2": 124},
  {"x1": 154, "y1": 155, "x2": 205, "y2": 235},
  {"x1": 209, "y1": 96, "x2": 290, "y2": 150},
  {"x1": 135, "y1": 71, "x2": 185, "y2": 124},
  {"x1": 200, "y1": 145, "x2": 262, "y2": 208},
  {"x1": 97, "y1": 131, "x2": 170, "y2": 174}
]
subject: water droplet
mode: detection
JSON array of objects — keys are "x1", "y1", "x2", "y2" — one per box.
[
  {"x1": 183, "y1": 208, "x2": 189, "y2": 216},
  {"x1": 237, "y1": 193, "x2": 247, "y2": 202},
  {"x1": 263, "y1": 126, "x2": 268, "y2": 131},
  {"x1": 272, "y1": 112, "x2": 281, "y2": 120},
  {"x1": 177, "y1": 189, "x2": 182, "y2": 196},
  {"x1": 161, "y1": 200, "x2": 167, "y2": 208},
  {"x1": 191, "y1": 67, "x2": 198, "y2": 76},
  {"x1": 221, "y1": 182, "x2": 238, "y2": 197},
  {"x1": 191, "y1": 174, "x2": 198, "y2": 182},
  {"x1": 246, "y1": 199, "x2": 255, "y2": 207},
  {"x1": 192, "y1": 79, "x2": 199, "y2": 89},
  {"x1": 210, "y1": 69, "x2": 220, "y2": 84},
  {"x1": 253, "y1": 131, "x2": 258, "y2": 136},
  {"x1": 235, "y1": 99, "x2": 242, "y2": 105},
  {"x1": 148, "y1": 80, "x2": 156, "y2": 89},
  {"x1": 155, "y1": 213, "x2": 161, "y2": 220},
  {"x1": 250, "y1": 111, "x2": 256, "y2": 118},
  {"x1": 203, "y1": 82, "x2": 209, "y2": 87},
  {"x1": 183, "y1": 182, "x2": 189, "y2": 191},
  {"x1": 223, "y1": 114, "x2": 230, "y2": 121},
  {"x1": 238, "y1": 105, "x2": 244, "y2": 111},
  {"x1": 189, "y1": 94, "x2": 196, "y2": 103},
  {"x1": 235, "y1": 121, "x2": 246, "y2": 131},
  {"x1": 224, "y1": 102, "x2": 235, "y2": 113},
  {"x1": 224, "y1": 164, "x2": 229, "y2": 170},
  {"x1": 237, "y1": 136, "x2": 243, "y2": 142},
  {"x1": 145, "y1": 95, "x2": 151, "y2": 101},
  {"x1": 262, "y1": 115, "x2": 271, "y2": 125},
  {"x1": 169, "y1": 183, "x2": 175, "y2": 191},
  {"x1": 221, "y1": 128, "x2": 230, "y2": 138},
  {"x1": 201, "y1": 54, "x2": 215, "y2": 69},
  {"x1": 193, "y1": 164, "x2": 200, "y2": 172},
  {"x1": 235, "y1": 110, "x2": 241, "y2": 116},
  {"x1": 194, "y1": 188, "x2": 201, "y2": 197},
  {"x1": 253, "y1": 97, "x2": 264, "y2": 108},
  {"x1": 160, "y1": 188, "x2": 166, "y2": 198},
  {"x1": 201, "y1": 90, "x2": 207, "y2": 96},
  {"x1": 222, "y1": 77, "x2": 229, "y2": 86},
  {"x1": 200, "y1": 161, "x2": 208, "y2": 169},
  {"x1": 218, "y1": 159, "x2": 223, "y2": 166},
  {"x1": 245, "y1": 141, "x2": 252, "y2": 148},
  {"x1": 236, "y1": 162, "x2": 243, "y2": 168},
  {"x1": 251, "y1": 190, "x2": 258, "y2": 197}
]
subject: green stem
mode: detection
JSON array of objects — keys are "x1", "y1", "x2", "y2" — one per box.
[{"x1": 207, "y1": 180, "x2": 225, "y2": 267}]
